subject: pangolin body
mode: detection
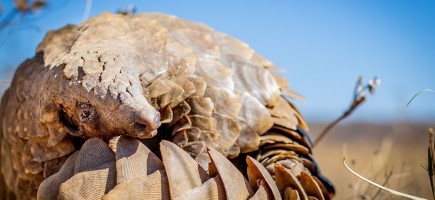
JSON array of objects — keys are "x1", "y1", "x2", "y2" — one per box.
[{"x1": 0, "y1": 13, "x2": 334, "y2": 199}]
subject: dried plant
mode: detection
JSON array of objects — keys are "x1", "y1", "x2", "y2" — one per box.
[
  {"x1": 345, "y1": 138, "x2": 394, "y2": 199},
  {"x1": 313, "y1": 76, "x2": 380, "y2": 147},
  {"x1": 341, "y1": 137, "x2": 420, "y2": 200},
  {"x1": 371, "y1": 170, "x2": 393, "y2": 200},
  {"x1": 344, "y1": 158, "x2": 426, "y2": 200},
  {"x1": 341, "y1": 88, "x2": 434, "y2": 200},
  {"x1": 424, "y1": 128, "x2": 435, "y2": 199},
  {"x1": 406, "y1": 89, "x2": 435, "y2": 108},
  {"x1": 405, "y1": 89, "x2": 435, "y2": 198},
  {"x1": 117, "y1": 5, "x2": 137, "y2": 16},
  {"x1": 0, "y1": 0, "x2": 47, "y2": 32},
  {"x1": 14, "y1": 0, "x2": 46, "y2": 13}
]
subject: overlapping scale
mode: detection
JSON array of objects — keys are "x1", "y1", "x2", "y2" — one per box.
[{"x1": 1, "y1": 12, "x2": 334, "y2": 200}]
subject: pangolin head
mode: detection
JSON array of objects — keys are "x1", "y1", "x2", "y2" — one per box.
[
  {"x1": 36, "y1": 14, "x2": 164, "y2": 140},
  {"x1": 53, "y1": 85, "x2": 161, "y2": 140}
]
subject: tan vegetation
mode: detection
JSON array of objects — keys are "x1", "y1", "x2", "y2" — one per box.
[{"x1": 312, "y1": 122, "x2": 434, "y2": 199}]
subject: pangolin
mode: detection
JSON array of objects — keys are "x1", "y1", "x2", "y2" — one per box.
[{"x1": 0, "y1": 13, "x2": 334, "y2": 200}]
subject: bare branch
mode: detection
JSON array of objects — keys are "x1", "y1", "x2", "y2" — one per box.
[
  {"x1": 371, "y1": 170, "x2": 393, "y2": 200},
  {"x1": 313, "y1": 76, "x2": 380, "y2": 147}
]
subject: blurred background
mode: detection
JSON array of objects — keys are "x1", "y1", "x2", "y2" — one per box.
[{"x1": 0, "y1": 0, "x2": 434, "y2": 199}]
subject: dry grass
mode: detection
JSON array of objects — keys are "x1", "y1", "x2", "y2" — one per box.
[{"x1": 311, "y1": 122, "x2": 434, "y2": 199}]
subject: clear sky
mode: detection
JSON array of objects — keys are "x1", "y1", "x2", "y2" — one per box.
[{"x1": 0, "y1": 0, "x2": 434, "y2": 123}]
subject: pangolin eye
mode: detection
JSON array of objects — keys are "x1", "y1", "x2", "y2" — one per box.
[
  {"x1": 78, "y1": 103, "x2": 96, "y2": 123},
  {"x1": 81, "y1": 110, "x2": 91, "y2": 118}
]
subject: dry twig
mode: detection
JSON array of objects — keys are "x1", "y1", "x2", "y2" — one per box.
[
  {"x1": 424, "y1": 128, "x2": 435, "y2": 200},
  {"x1": 313, "y1": 76, "x2": 380, "y2": 147}
]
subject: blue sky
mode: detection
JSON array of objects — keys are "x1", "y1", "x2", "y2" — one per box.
[{"x1": 0, "y1": 1, "x2": 434, "y2": 123}]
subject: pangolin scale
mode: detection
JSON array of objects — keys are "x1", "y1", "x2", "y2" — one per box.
[{"x1": 0, "y1": 13, "x2": 334, "y2": 199}]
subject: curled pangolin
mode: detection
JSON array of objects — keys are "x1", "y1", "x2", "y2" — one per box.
[{"x1": 0, "y1": 12, "x2": 334, "y2": 200}]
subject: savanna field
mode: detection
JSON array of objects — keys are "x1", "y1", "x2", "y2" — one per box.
[{"x1": 311, "y1": 122, "x2": 434, "y2": 199}]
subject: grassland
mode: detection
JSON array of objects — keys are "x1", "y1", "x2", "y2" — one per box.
[{"x1": 311, "y1": 122, "x2": 434, "y2": 199}]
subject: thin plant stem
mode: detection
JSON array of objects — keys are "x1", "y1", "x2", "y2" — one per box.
[
  {"x1": 343, "y1": 158, "x2": 427, "y2": 200},
  {"x1": 313, "y1": 109, "x2": 350, "y2": 147},
  {"x1": 428, "y1": 128, "x2": 435, "y2": 200},
  {"x1": 314, "y1": 76, "x2": 378, "y2": 147},
  {"x1": 372, "y1": 170, "x2": 393, "y2": 200},
  {"x1": 406, "y1": 89, "x2": 434, "y2": 108}
]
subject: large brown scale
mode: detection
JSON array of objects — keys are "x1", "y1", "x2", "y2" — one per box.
[{"x1": 0, "y1": 13, "x2": 334, "y2": 199}]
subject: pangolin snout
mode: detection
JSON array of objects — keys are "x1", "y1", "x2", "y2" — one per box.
[{"x1": 133, "y1": 110, "x2": 161, "y2": 138}]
